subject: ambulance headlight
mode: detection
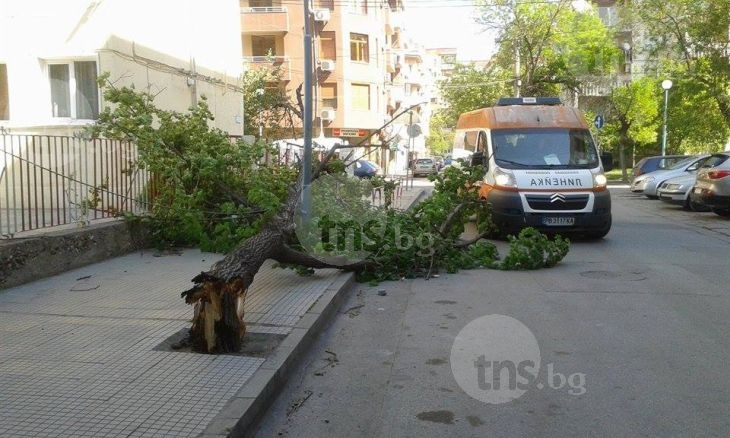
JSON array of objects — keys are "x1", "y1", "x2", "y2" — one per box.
[
  {"x1": 593, "y1": 173, "x2": 607, "y2": 188},
  {"x1": 494, "y1": 168, "x2": 516, "y2": 187}
]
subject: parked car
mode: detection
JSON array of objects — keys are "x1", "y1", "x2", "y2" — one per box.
[
  {"x1": 657, "y1": 173, "x2": 710, "y2": 211},
  {"x1": 631, "y1": 154, "x2": 691, "y2": 179},
  {"x1": 353, "y1": 159, "x2": 381, "y2": 179},
  {"x1": 630, "y1": 155, "x2": 709, "y2": 198},
  {"x1": 411, "y1": 158, "x2": 437, "y2": 177},
  {"x1": 690, "y1": 152, "x2": 730, "y2": 217}
]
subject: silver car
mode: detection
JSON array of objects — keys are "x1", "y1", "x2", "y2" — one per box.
[
  {"x1": 690, "y1": 152, "x2": 730, "y2": 217},
  {"x1": 657, "y1": 173, "x2": 709, "y2": 211},
  {"x1": 631, "y1": 154, "x2": 709, "y2": 198}
]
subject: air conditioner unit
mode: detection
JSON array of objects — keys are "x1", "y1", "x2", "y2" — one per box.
[
  {"x1": 313, "y1": 9, "x2": 330, "y2": 22},
  {"x1": 321, "y1": 108, "x2": 336, "y2": 121},
  {"x1": 319, "y1": 59, "x2": 335, "y2": 72}
]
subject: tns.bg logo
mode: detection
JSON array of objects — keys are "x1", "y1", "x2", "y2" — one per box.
[{"x1": 451, "y1": 314, "x2": 586, "y2": 404}]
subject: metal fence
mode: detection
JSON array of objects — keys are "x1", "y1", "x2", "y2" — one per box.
[{"x1": 0, "y1": 134, "x2": 150, "y2": 238}]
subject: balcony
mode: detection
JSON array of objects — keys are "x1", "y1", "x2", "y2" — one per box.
[
  {"x1": 403, "y1": 70, "x2": 426, "y2": 86},
  {"x1": 241, "y1": 7, "x2": 289, "y2": 34},
  {"x1": 384, "y1": 49, "x2": 396, "y2": 73},
  {"x1": 384, "y1": 7, "x2": 392, "y2": 34},
  {"x1": 243, "y1": 56, "x2": 292, "y2": 81}
]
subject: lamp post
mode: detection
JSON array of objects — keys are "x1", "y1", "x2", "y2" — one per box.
[
  {"x1": 255, "y1": 88, "x2": 265, "y2": 139},
  {"x1": 661, "y1": 79, "x2": 673, "y2": 156}
]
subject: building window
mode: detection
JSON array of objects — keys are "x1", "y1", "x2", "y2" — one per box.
[
  {"x1": 252, "y1": 35, "x2": 277, "y2": 57},
  {"x1": 49, "y1": 61, "x2": 99, "y2": 119},
  {"x1": 249, "y1": 0, "x2": 273, "y2": 7},
  {"x1": 350, "y1": 33, "x2": 369, "y2": 62},
  {"x1": 0, "y1": 64, "x2": 9, "y2": 120},
  {"x1": 321, "y1": 83, "x2": 337, "y2": 109},
  {"x1": 320, "y1": 31, "x2": 336, "y2": 60},
  {"x1": 352, "y1": 83, "x2": 369, "y2": 110}
]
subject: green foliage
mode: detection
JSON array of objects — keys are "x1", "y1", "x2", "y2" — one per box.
[
  {"x1": 88, "y1": 74, "x2": 297, "y2": 252},
  {"x1": 339, "y1": 165, "x2": 571, "y2": 283},
  {"x1": 497, "y1": 228, "x2": 570, "y2": 270},
  {"x1": 477, "y1": 0, "x2": 619, "y2": 96},
  {"x1": 241, "y1": 66, "x2": 301, "y2": 140},
  {"x1": 628, "y1": 0, "x2": 730, "y2": 137},
  {"x1": 438, "y1": 63, "x2": 511, "y2": 126},
  {"x1": 426, "y1": 111, "x2": 456, "y2": 156}
]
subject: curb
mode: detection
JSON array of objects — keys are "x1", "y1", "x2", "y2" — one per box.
[
  {"x1": 201, "y1": 272, "x2": 355, "y2": 438},
  {"x1": 201, "y1": 187, "x2": 426, "y2": 437}
]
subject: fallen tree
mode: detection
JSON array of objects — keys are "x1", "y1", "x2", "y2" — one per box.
[{"x1": 90, "y1": 78, "x2": 569, "y2": 354}]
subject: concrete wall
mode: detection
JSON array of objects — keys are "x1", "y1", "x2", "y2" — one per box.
[{"x1": 0, "y1": 219, "x2": 149, "y2": 290}]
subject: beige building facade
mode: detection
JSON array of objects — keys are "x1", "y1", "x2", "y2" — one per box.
[
  {"x1": 241, "y1": 0, "x2": 435, "y2": 173},
  {"x1": 0, "y1": 0, "x2": 244, "y2": 136}
]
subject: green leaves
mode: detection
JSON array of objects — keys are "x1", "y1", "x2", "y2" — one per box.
[
  {"x1": 497, "y1": 228, "x2": 570, "y2": 270},
  {"x1": 352, "y1": 164, "x2": 570, "y2": 283},
  {"x1": 89, "y1": 76, "x2": 296, "y2": 252}
]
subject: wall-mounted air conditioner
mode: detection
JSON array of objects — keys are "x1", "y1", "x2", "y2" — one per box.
[
  {"x1": 313, "y1": 9, "x2": 331, "y2": 22},
  {"x1": 319, "y1": 60, "x2": 335, "y2": 72},
  {"x1": 321, "y1": 108, "x2": 336, "y2": 121}
]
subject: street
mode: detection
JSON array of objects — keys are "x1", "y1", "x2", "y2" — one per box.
[{"x1": 254, "y1": 184, "x2": 730, "y2": 438}]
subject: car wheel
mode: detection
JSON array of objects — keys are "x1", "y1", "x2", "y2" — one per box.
[
  {"x1": 585, "y1": 217, "x2": 612, "y2": 239},
  {"x1": 712, "y1": 208, "x2": 730, "y2": 217},
  {"x1": 688, "y1": 199, "x2": 710, "y2": 212}
]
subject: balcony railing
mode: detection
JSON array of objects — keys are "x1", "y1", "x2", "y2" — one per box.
[
  {"x1": 579, "y1": 75, "x2": 632, "y2": 97},
  {"x1": 243, "y1": 56, "x2": 292, "y2": 81},
  {"x1": 241, "y1": 6, "x2": 289, "y2": 34}
]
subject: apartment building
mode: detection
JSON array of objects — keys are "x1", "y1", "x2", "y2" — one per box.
[
  {"x1": 240, "y1": 0, "x2": 434, "y2": 173},
  {"x1": 0, "y1": 0, "x2": 244, "y2": 136}
]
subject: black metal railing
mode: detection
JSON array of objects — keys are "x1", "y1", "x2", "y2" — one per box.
[{"x1": 0, "y1": 134, "x2": 150, "y2": 237}]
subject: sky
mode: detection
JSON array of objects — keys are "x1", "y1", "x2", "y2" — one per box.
[{"x1": 403, "y1": 0, "x2": 498, "y2": 62}]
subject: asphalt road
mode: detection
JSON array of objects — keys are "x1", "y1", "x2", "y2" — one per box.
[{"x1": 254, "y1": 185, "x2": 730, "y2": 438}]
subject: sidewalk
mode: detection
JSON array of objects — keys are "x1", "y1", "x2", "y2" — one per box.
[{"x1": 0, "y1": 186, "x2": 425, "y2": 438}]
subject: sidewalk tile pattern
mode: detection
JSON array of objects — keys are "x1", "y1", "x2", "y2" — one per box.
[{"x1": 0, "y1": 250, "x2": 342, "y2": 437}]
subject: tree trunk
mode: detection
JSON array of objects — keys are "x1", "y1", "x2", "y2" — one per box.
[
  {"x1": 180, "y1": 223, "x2": 367, "y2": 354},
  {"x1": 181, "y1": 227, "x2": 287, "y2": 353}
]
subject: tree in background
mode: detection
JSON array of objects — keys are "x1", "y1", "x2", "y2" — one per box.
[
  {"x1": 241, "y1": 66, "x2": 302, "y2": 141},
  {"x1": 476, "y1": 0, "x2": 619, "y2": 98},
  {"x1": 627, "y1": 0, "x2": 730, "y2": 150},
  {"x1": 425, "y1": 111, "x2": 455, "y2": 157},
  {"x1": 438, "y1": 63, "x2": 511, "y2": 126},
  {"x1": 602, "y1": 77, "x2": 660, "y2": 181}
]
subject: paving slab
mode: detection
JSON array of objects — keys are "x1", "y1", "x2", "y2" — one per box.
[{"x1": 0, "y1": 186, "x2": 426, "y2": 437}]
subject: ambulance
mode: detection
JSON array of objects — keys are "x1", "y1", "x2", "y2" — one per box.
[{"x1": 453, "y1": 97, "x2": 612, "y2": 238}]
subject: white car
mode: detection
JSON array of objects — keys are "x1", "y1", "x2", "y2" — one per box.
[
  {"x1": 630, "y1": 154, "x2": 709, "y2": 198},
  {"x1": 657, "y1": 173, "x2": 709, "y2": 211}
]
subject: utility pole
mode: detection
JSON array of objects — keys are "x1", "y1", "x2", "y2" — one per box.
[
  {"x1": 513, "y1": 0, "x2": 520, "y2": 97},
  {"x1": 302, "y1": 0, "x2": 314, "y2": 221}
]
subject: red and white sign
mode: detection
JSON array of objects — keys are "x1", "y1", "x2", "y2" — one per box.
[{"x1": 333, "y1": 128, "x2": 368, "y2": 137}]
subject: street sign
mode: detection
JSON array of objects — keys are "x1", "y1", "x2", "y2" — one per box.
[
  {"x1": 333, "y1": 128, "x2": 368, "y2": 137},
  {"x1": 594, "y1": 114, "x2": 604, "y2": 129}
]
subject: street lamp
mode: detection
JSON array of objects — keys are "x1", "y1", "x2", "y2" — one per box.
[
  {"x1": 255, "y1": 88, "x2": 265, "y2": 139},
  {"x1": 661, "y1": 79, "x2": 673, "y2": 156}
]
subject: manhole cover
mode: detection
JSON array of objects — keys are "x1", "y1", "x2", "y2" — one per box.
[{"x1": 579, "y1": 270, "x2": 647, "y2": 281}]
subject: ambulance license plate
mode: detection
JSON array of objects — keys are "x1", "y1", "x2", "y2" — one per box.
[{"x1": 542, "y1": 216, "x2": 575, "y2": 226}]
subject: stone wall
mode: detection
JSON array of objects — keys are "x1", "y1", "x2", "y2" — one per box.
[{"x1": 0, "y1": 220, "x2": 149, "y2": 290}]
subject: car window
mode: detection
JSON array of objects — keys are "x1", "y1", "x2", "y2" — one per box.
[
  {"x1": 668, "y1": 156, "x2": 699, "y2": 170},
  {"x1": 701, "y1": 154, "x2": 730, "y2": 168},
  {"x1": 662, "y1": 156, "x2": 690, "y2": 168}
]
